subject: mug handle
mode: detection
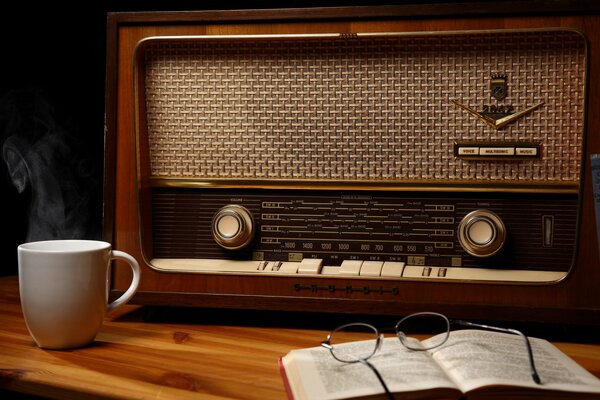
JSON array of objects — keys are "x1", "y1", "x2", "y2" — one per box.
[{"x1": 107, "y1": 250, "x2": 141, "y2": 311}]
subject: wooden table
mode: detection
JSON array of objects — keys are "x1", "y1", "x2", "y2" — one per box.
[{"x1": 1, "y1": 275, "x2": 599, "y2": 399}]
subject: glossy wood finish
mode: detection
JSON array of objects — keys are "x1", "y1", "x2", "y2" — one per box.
[
  {"x1": 105, "y1": 6, "x2": 600, "y2": 324},
  {"x1": 0, "y1": 275, "x2": 599, "y2": 399}
]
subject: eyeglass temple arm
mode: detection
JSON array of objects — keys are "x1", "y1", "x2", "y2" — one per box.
[
  {"x1": 453, "y1": 320, "x2": 542, "y2": 385},
  {"x1": 359, "y1": 359, "x2": 395, "y2": 400},
  {"x1": 320, "y1": 342, "x2": 394, "y2": 399}
]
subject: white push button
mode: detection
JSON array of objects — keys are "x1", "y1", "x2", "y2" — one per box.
[
  {"x1": 360, "y1": 261, "x2": 384, "y2": 276},
  {"x1": 320, "y1": 266, "x2": 340, "y2": 275},
  {"x1": 479, "y1": 147, "x2": 515, "y2": 156},
  {"x1": 381, "y1": 262, "x2": 405, "y2": 277},
  {"x1": 298, "y1": 258, "x2": 323, "y2": 274},
  {"x1": 516, "y1": 147, "x2": 538, "y2": 156},
  {"x1": 279, "y1": 262, "x2": 300, "y2": 274},
  {"x1": 467, "y1": 219, "x2": 494, "y2": 245},
  {"x1": 340, "y1": 260, "x2": 363, "y2": 275},
  {"x1": 458, "y1": 147, "x2": 479, "y2": 156}
]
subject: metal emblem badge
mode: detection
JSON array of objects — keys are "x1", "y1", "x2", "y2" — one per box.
[
  {"x1": 490, "y1": 73, "x2": 508, "y2": 101},
  {"x1": 452, "y1": 74, "x2": 544, "y2": 130}
]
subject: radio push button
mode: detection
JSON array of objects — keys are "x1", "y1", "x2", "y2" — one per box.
[
  {"x1": 212, "y1": 205, "x2": 255, "y2": 250},
  {"x1": 360, "y1": 261, "x2": 384, "y2": 276},
  {"x1": 458, "y1": 210, "x2": 506, "y2": 257},
  {"x1": 298, "y1": 258, "x2": 323, "y2": 274},
  {"x1": 340, "y1": 260, "x2": 363, "y2": 275},
  {"x1": 278, "y1": 262, "x2": 300, "y2": 274},
  {"x1": 381, "y1": 262, "x2": 405, "y2": 277}
]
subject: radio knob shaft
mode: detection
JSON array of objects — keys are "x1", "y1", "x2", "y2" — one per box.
[
  {"x1": 212, "y1": 205, "x2": 255, "y2": 250},
  {"x1": 458, "y1": 210, "x2": 505, "y2": 257}
]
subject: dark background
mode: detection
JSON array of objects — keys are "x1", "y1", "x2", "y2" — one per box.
[
  {"x1": 0, "y1": 0, "x2": 587, "y2": 275},
  {"x1": 0, "y1": 0, "x2": 485, "y2": 276}
]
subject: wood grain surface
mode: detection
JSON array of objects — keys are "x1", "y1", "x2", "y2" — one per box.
[
  {"x1": 0, "y1": 275, "x2": 599, "y2": 399},
  {"x1": 105, "y1": 6, "x2": 600, "y2": 324}
]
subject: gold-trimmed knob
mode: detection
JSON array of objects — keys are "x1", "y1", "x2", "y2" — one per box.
[
  {"x1": 212, "y1": 205, "x2": 255, "y2": 250},
  {"x1": 458, "y1": 210, "x2": 505, "y2": 257}
]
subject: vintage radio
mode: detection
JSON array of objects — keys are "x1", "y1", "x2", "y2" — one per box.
[{"x1": 105, "y1": 4, "x2": 600, "y2": 323}]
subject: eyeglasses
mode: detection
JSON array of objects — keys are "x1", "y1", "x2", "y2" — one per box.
[{"x1": 320, "y1": 312, "x2": 541, "y2": 400}]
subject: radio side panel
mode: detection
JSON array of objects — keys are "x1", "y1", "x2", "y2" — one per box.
[{"x1": 105, "y1": 8, "x2": 600, "y2": 323}]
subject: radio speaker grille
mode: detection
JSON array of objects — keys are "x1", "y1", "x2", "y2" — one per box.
[{"x1": 141, "y1": 30, "x2": 585, "y2": 184}]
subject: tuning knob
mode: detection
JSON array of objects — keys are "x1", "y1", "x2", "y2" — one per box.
[
  {"x1": 457, "y1": 210, "x2": 505, "y2": 257},
  {"x1": 212, "y1": 205, "x2": 255, "y2": 250}
]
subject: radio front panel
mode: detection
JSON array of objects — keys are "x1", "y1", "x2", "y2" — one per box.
[
  {"x1": 135, "y1": 29, "x2": 585, "y2": 283},
  {"x1": 106, "y1": 7, "x2": 600, "y2": 323},
  {"x1": 150, "y1": 188, "x2": 576, "y2": 283}
]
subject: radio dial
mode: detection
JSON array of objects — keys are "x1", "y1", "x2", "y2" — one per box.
[
  {"x1": 458, "y1": 210, "x2": 505, "y2": 257},
  {"x1": 212, "y1": 205, "x2": 255, "y2": 250}
]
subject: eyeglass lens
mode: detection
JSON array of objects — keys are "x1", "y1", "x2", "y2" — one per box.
[
  {"x1": 395, "y1": 312, "x2": 450, "y2": 350},
  {"x1": 327, "y1": 323, "x2": 381, "y2": 362}
]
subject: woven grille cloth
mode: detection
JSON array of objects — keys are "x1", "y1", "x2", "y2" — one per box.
[{"x1": 142, "y1": 30, "x2": 585, "y2": 184}]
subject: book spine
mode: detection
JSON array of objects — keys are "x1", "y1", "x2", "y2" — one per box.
[{"x1": 278, "y1": 357, "x2": 295, "y2": 400}]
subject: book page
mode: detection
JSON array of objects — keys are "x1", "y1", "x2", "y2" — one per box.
[
  {"x1": 426, "y1": 330, "x2": 600, "y2": 395},
  {"x1": 282, "y1": 338, "x2": 460, "y2": 400}
]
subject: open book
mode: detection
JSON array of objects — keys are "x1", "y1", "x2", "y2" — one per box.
[{"x1": 279, "y1": 330, "x2": 600, "y2": 400}]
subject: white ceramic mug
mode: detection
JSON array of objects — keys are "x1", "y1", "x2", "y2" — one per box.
[{"x1": 17, "y1": 240, "x2": 141, "y2": 349}]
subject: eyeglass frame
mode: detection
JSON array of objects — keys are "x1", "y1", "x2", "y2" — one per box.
[{"x1": 320, "y1": 312, "x2": 541, "y2": 400}]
